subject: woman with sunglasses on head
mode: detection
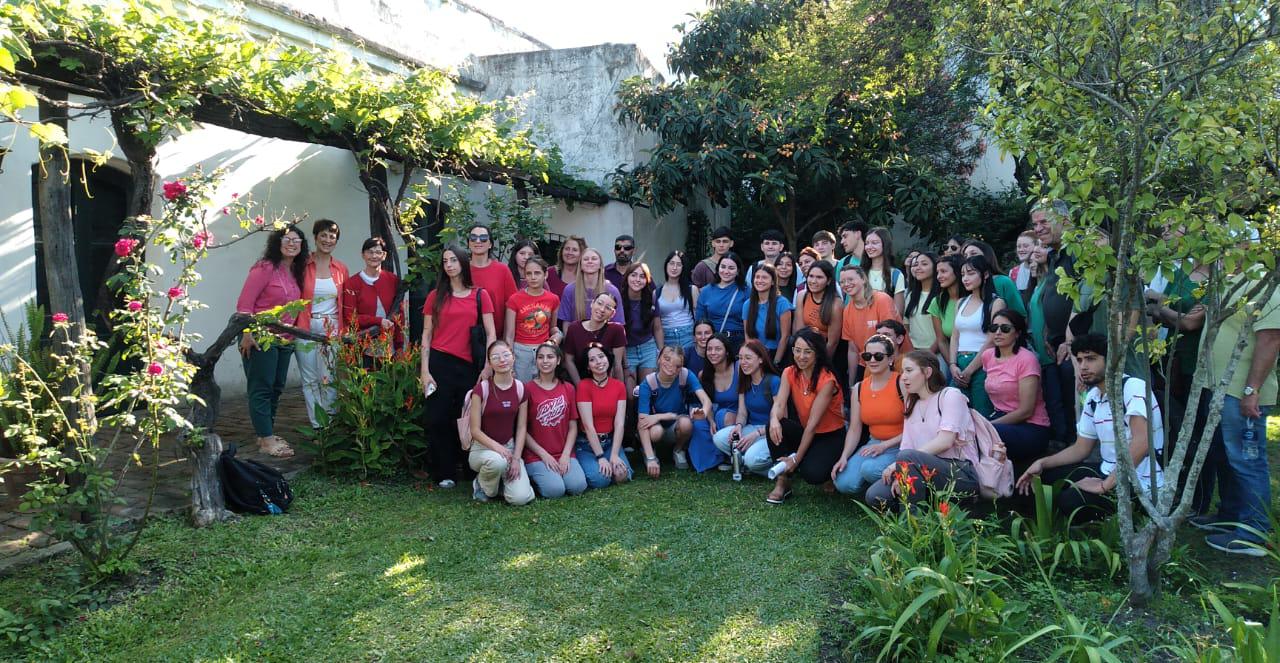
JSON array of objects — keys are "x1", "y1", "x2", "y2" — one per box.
[
  {"x1": 467, "y1": 340, "x2": 535, "y2": 505},
  {"x1": 236, "y1": 226, "x2": 309, "y2": 458},
  {"x1": 743, "y1": 263, "x2": 792, "y2": 365},
  {"x1": 558, "y1": 247, "x2": 625, "y2": 328},
  {"x1": 711, "y1": 339, "x2": 782, "y2": 477},
  {"x1": 950, "y1": 255, "x2": 1006, "y2": 417},
  {"x1": 297, "y1": 219, "x2": 349, "y2": 429},
  {"x1": 465, "y1": 224, "x2": 518, "y2": 341},
  {"x1": 656, "y1": 250, "x2": 700, "y2": 351},
  {"x1": 765, "y1": 329, "x2": 847, "y2": 504},
  {"x1": 547, "y1": 235, "x2": 586, "y2": 297},
  {"x1": 575, "y1": 343, "x2": 633, "y2": 489},
  {"x1": 521, "y1": 342, "x2": 588, "y2": 498},
  {"x1": 832, "y1": 335, "x2": 904, "y2": 496},
  {"x1": 979, "y1": 309, "x2": 1051, "y2": 470},
  {"x1": 422, "y1": 245, "x2": 496, "y2": 489}
]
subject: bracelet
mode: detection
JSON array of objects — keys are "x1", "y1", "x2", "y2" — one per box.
[
  {"x1": 593, "y1": 452, "x2": 604, "y2": 460},
  {"x1": 645, "y1": 455, "x2": 658, "y2": 462}
]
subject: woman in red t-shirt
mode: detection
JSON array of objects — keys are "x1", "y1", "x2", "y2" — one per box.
[
  {"x1": 765, "y1": 328, "x2": 847, "y2": 504},
  {"x1": 421, "y1": 246, "x2": 496, "y2": 489},
  {"x1": 468, "y1": 340, "x2": 534, "y2": 505},
  {"x1": 521, "y1": 342, "x2": 588, "y2": 498},
  {"x1": 574, "y1": 343, "x2": 633, "y2": 489},
  {"x1": 505, "y1": 257, "x2": 563, "y2": 381}
]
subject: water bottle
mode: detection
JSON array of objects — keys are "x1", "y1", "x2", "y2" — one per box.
[
  {"x1": 767, "y1": 458, "x2": 791, "y2": 480},
  {"x1": 731, "y1": 430, "x2": 744, "y2": 482},
  {"x1": 1242, "y1": 417, "x2": 1259, "y2": 460}
]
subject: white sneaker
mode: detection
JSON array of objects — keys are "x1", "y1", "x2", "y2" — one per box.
[
  {"x1": 438, "y1": 479, "x2": 456, "y2": 489},
  {"x1": 673, "y1": 450, "x2": 689, "y2": 470},
  {"x1": 717, "y1": 464, "x2": 731, "y2": 471}
]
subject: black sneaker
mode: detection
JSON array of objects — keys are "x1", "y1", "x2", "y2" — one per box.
[
  {"x1": 1187, "y1": 514, "x2": 1231, "y2": 533},
  {"x1": 1205, "y1": 532, "x2": 1267, "y2": 557}
]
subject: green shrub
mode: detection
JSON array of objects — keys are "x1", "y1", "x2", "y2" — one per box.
[{"x1": 1008, "y1": 477, "x2": 1123, "y2": 580}]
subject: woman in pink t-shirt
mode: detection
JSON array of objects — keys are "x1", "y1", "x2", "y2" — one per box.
[
  {"x1": 864, "y1": 351, "x2": 984, "y2": 510},
  {"x1": 521, "y1": 342, "x2": 588, "y2": 498},
  {"x1": 979, "y1": 309, "x2": 1050, "y2": 470}
]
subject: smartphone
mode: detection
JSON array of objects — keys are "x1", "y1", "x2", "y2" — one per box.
[{"x1": 425, "y1": 382, "x2": 437, "y2": 397}]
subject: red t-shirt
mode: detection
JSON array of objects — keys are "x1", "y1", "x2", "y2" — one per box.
[
  {"x1": 561, "y1": 321, "x2": 626, "y2": 367},
  {"x1": 470, "y1": 260, "x2": 517, "y2": 339},
  {"x1": 507, "y1": 289, "x2": 561, "y2": 345},
  {"x1": 576, "y1": 378, "x2": 626, "y2": 436},
  {"x1": 472, "y1": 379, "x2": 527, "y2": 445},
  {"x1": 523, "y1": 380, "x2": 577, "y2": 463},
  {"x1": 422, "y1": 289, "x2": 495, "y2": 363}
]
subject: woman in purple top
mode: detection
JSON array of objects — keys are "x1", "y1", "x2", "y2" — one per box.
[
  {"x1": 236, "y1": 227, "x2": 308, "y2": 458},
  {"x1": 558, "y1": 248, "x2": 625, "y2": 327}
]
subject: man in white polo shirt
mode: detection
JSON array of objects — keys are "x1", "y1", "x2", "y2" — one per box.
[{"x1": 1015, "y1": 333, "x2": 1163, "y2": 523}]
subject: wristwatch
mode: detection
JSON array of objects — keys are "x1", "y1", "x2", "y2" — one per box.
[
  {"x1": 1243, "y1": 385, "x2": 1257, "y2": 397},
  {"x1": 593, "y1": 452, "x2": 605, "y2": 460}
]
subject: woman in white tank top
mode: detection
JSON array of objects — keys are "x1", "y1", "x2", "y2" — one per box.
[
  {"x1": 948, "y1": 255, "x2": 1005, "y2": 417},
  {"x1": 657, "y1": 251, "x2": 700, "y2": 351}
]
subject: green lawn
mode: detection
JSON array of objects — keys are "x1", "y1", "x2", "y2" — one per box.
[{"x1": 3, "y1": 473, "x2": 867, "y2": 662}]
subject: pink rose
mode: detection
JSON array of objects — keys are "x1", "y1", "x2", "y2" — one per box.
[
  {"x1": 162, "y1": 180, "x2": 188, "y2": 201},
  {"x1": 167, "y1": 286, "x2": 184, "y2": 299},
  {"x1": 51, "y1": 312, "x2": 68, "y2": 323},
  {"x1": 114, "y1": 238, "x2": 139, "y2": 257},
  {"x1": 127, "y1": 300, "x2": 143, "y2": 312},
  {"x1": 253, "y1": 215, "x2": 265, "y2": 226},
  {"x1": 192, "y1": 231, "x2": 212, "y2": 250},
  {"x1": 221, "y1": 207, "x2": 230, "y2": 215},
  {"x1": 231, "y1": 193, "x2": 239, "y2": 199},
  {"x1": 147, "y1": 362, "x2": 164, "y2": 376}
]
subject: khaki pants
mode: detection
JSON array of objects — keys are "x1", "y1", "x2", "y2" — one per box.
[{"x1": 468, "y1": 441, "x2": 535, "y2": 505}]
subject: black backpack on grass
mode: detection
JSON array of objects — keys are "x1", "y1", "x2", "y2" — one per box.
[{"x1": 218, "y1": 445, "x2": 293, "y2": 515}]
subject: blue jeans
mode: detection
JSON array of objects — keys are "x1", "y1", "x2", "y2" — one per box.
[
  {"x1": 663, "y1": 324, "x2": 694, "y2": 351},
  {"x1": 525, "y1": 458, "x2": 588, "y2": 498},
  {"x1": 1040, "y1": 359, "x2": 1071, "y2": 443},
  {"x1": 711, "y1": 424, "x2": 773, "y2": 474},
  {"x1": 626, "y1": 338, "x2": 659, "y2": 371},
  {"x1": 1218, "y1": 395, "x2": 1272, "y2": 540},
  {"x1": 574, "y1": 434, "x2": 634, "y2": 489},
  {"x1": 833, "y1": 442, "x2": 899, "y2": 495}
]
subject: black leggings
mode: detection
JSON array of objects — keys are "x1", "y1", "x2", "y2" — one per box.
[
  {"x1": 1042, "y1": 463, "x2": 1112, "y2": 524},
  {"x1": 767, "y1": 417, "x2": 844, "y2": 485},
  {"x1": 424, "y1": 350, "x2": 479, "y2": 482}
]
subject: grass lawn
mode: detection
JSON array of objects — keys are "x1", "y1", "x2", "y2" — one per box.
[{"x1": 2, "y1": 424, "x2": 1278, "y2": 661}]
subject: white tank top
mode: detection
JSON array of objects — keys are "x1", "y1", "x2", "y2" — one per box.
[
  {"x1": 953, "y1": 295, "x2": 988, "y2": 353},
  {"x1": 312, "y1": 277, "x2": 338, "y2": 316},
  {"x1": 656, "y1": 283, "x2": 694, "y2": 328}
]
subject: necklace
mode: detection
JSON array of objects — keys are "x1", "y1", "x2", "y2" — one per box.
[{"x1": 592, "y1": 375, "x2": 610, "y2": 388}]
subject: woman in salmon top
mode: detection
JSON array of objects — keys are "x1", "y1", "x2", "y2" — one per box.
[
  {"x1": 765, "y1": 328, "x2": 846, "y2": 504},
  {"x1": 832, "y1": 335, "x2": 905, "y2": 495}
]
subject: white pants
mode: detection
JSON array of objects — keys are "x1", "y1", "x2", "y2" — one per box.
[
  {"x1": 296, "y1": 315, "x2": 337, "y2": 428},
  {"x1": 468, "y1": 441, "x2": 535, "y2": 505}
]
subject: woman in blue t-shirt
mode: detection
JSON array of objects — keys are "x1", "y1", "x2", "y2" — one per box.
[
  {"x1": 637, "y1": 344, "x2": 715, "y2": 479},
  {"x1": 742, "y1": 263, "x2": 793, "y2": 365},
  {"x1": 701, "y1": 333, "x2": 740, "y2": 429},
  {"x1": 694, "y1": 252, "x2": 747, "y2": 350},
  {"x1": 712, "y1": 339, "x2": 781, "y2": 476}
]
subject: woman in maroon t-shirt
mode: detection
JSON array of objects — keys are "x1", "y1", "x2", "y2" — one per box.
[
  {"x1": 421, "y1": 246, "x2": 496, "y2": 489},
  {"x1": 521, "y1": 342, "x2": 589, "y2": 498},
  {"x1": 468, "y1": 340, "x2": 534, "y2": 505}
]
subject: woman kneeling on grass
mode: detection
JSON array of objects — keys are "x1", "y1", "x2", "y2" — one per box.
[
  {"x1": 575, "y1": 343, "x2": 633, "y2": 489},
  {"x1": 468, "y1": 340, "x2": 535, "y2": 505},
  {"x1": 521, "y1": 342, "x2": 588, "y2": 498},
  {"x1": 637, "y1": 344, "x2": 715, "y2": 478},
  {"x1": 864, "y1": 351, "x2": 986, "y2": 510},
  {"x1": 764, "y1": 329, "x2": 847, "y2": 504},
  {"x1": 831, "y1": 334, "x2": 904, "y2": 496},
  {"x1": 711, "y1": 339, "x2": 781, "y2": 477}
]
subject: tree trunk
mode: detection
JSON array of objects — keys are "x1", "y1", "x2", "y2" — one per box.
[
  {"x1": 358, "y1": 163, "x2": 401, "y2": 276},
  {"x1": 91, "y1": 111, "x2": 156, "y2": 333}
]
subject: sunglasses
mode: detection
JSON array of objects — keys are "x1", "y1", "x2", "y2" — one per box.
[
  {"x1": 860, "y1": 352, "x2": 889, "y2": 362},
  {"x1": 615, "y1": 244, "x2": 635, "y2": 251},
  {"x1": 987, "y1": 323, "x2": 1015, "y2": 334},
  {"x1": 468, "y1": 233, "x2": 490, "y2": 242}
]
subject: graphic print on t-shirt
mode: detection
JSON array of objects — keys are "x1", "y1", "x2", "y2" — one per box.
[{"x1": 535, "y1": 392, "x2": 569, "y2": 428}]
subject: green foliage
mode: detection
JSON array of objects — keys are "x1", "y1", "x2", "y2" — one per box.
[
  {"x1": 300, "y1": 331, "x2": 425, "y2": 479},
  {"x1": 1008, "y1": 477, "x2": 1123, "y2": 580},
  {"x1": 0, "y1": 302, "x2": 55, "y2": 458},
  {"x1": 400, "y1": 183, "x2": 552, "y2": 282},
  {"x1": 0, "y1": 574, "x2": 101, "y2": 648}
]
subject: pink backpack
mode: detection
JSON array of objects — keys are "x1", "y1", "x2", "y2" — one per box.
[
  {"x1": 940, "y1": 388, "x2": 1014, "y2": 499},
  {"x1": 457, "y1": 379, "x2": 526, "y2": 451}
]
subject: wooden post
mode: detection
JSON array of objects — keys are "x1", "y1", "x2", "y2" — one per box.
[{"x1": 35, "y1": 90, "x2": 84, "y2": 333}]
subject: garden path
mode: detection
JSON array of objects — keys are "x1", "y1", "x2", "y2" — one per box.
[{"x1": 0, "y1": 391, "x2": 311, "y2": 574}]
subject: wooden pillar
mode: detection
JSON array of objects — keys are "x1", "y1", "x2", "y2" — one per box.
[{"x1": 35, "y1": 89, "x2": 85, "y2": 332}]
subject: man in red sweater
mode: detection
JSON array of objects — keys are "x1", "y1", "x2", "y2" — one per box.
[{"x1": 466, "y1": 224, "x2": 518, "y2": 339}]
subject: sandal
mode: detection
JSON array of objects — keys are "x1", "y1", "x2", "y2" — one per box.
[{"x1": 765, "y1": 489, "x2": 793, "y2": 505}]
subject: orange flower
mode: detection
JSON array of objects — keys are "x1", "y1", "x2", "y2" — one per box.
[
  {"x1": 920, "y1": 466, "x2": 937, "y2": 481},
  {"x1": 938, "y1": 501, "x2": 951, "y2": 517}
]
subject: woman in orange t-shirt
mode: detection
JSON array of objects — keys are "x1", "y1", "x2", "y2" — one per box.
[
  {"x1": 765, "y1": 328, "x2": 846, "y2": 504},
  {"x1": 840, "y1": 264, "x2": 900, "y2": 386},
  {"x1": 831, "y1": 335, "x2": 904, "y2": 495}
]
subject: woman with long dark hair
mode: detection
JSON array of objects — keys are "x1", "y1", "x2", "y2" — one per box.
[
  {"x1": 701, "y1": 333, "x2": 739, "y2": 430},
  {"x1": 979, "y1": 309, "x2": 1050, "y2": 469},
  {"x1": 507, "y1": 239, "x2": 539, "y2": 290},
  {"x1": 656, "y1": 250, "x2": 699, "y2": 351},
  {"x1": 421, "y1": 245, "x2": 496, "y2": 488},
  {"x1": 743, "y1": 263, "x2": 792, "y2": 365},
  {"x1": 949, "y1": 255, "x2": 1006, "y2": 416},
  {"x1": 860, "y1": 227, "x2": 906, "y2": 312},
  {"x1": 711, "y1": 339, "x2": 781, "y2": 477},
  {"x1": 903, "y1": 252, "x2": 941, "y2": 360},
  {"x1": 621, "y1": 262, "x2": 663, "y2": 391},
  {"x1": 575, "y1": 343, "x2": 633, "y2": 488},
  {"x1": 927, "y1": 254, "x2": 964, "y2": 381},
  {"x1": 236, "y1": 226, "x2": 309, "y2": 458},
  {"x1": 961, "y1": 239, "x2": 1026, "y2": 316},
  {"x1": 793, "y1": 260, "x2": 843, "y2": 357},
  {"x1": 764, "y1": 328, "x2": 846, "y2": 504},
  {"x1": 521, "y1": 341, "x2": 588, "y2": 499},
  {"x1": 774, "y1": 252, "x2": 798, "y2": 304}
]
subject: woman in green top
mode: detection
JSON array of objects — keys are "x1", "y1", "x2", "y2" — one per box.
[
  {"x1": 1145, "y1": 260, "x2": 1208, "y2": 438},
  {"x1": 926, "y1": 254, "x2": 963, "y2": 381},
  {"x1": 963, "y1": 240, "x2": 1027, "y2": 317}
]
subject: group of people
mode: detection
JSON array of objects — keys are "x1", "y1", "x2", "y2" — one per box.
[{"x1": 234, "y1": 202, "x2": 1279, "y2": 557}]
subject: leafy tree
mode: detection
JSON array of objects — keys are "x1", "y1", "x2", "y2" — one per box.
[
  {"x1": 951, "y1": 0, "x2": 1280, "y2": 605},
  {"x1": 611, "y1": 0, "x2": 986, "y2": 250}
]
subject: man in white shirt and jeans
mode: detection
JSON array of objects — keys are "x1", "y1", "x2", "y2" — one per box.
[{"x1": 1016, "y1": 333, "x2": 1163, "y2": 523}]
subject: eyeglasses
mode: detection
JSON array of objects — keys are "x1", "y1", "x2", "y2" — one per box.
[
  {"x1": 468, "y1": 233, "x2": 490, "y2": 242},
  {"x1": 860, "y1": 352, "x2": 889, "y2": 362},
  {"x1": 282, "y1": 237, "x2": 303, "y2": 245},
  {"x1": 987, "y1": 323, "x2": 1015, "y2": 334},
  {"x1": 615, "y1": 244, "x2": 635, "y2": 252}
]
